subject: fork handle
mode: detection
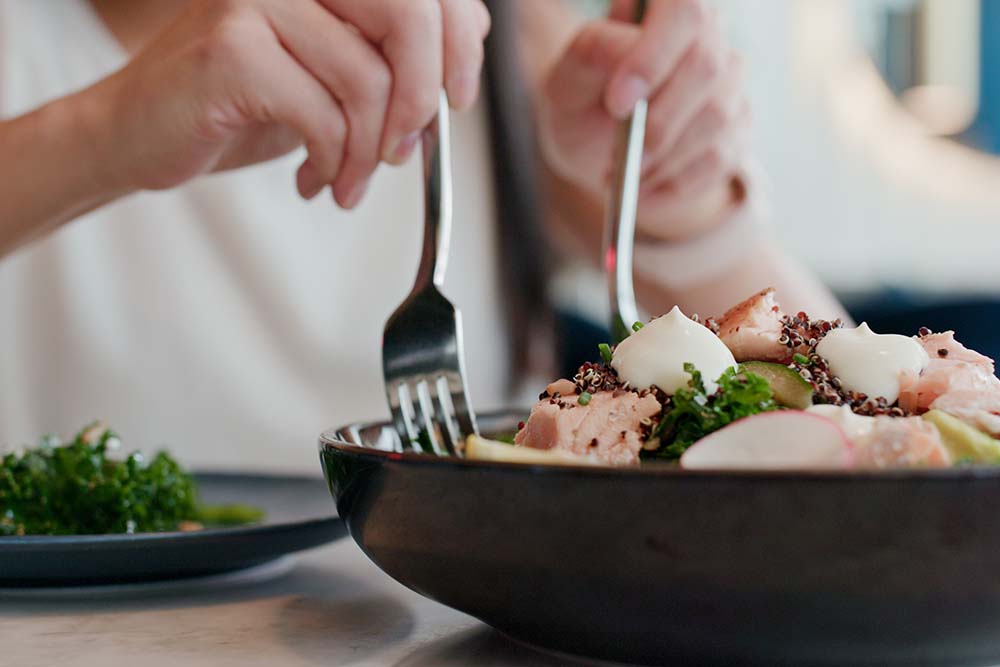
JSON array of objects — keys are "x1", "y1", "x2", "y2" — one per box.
[
  {"x1": 414, "y1": 92, "x2": 453, "y2": 292},
  {"x1": 604, "y1": 0, "x2": 648, "y2": 343}
]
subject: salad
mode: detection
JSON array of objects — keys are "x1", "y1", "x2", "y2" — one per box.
[
  {"x1": 467, "y1": 288, "x2": 1000, "y2": 470},
  {"x1": 0, "y1": 422, "x2": 263, "y2": 535}
]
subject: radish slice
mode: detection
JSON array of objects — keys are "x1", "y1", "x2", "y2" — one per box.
[{"x1": 680, "y1": 411, "x2": 854, "y2": 470}]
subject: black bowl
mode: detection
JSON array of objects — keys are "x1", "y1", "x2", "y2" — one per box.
[{"x1": 320, "y1": 411, "x2": 1000, "y2": 666}]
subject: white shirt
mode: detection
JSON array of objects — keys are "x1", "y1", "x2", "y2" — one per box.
[{"x1": 0, "y1": 0, "x2": 510, "y2": 474}]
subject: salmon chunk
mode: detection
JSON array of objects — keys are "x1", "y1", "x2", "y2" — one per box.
[
  {"x1": 854, "y1": 417, "x2": 951, "y2": 469},
  {"x1": 898, "y1": 331, "x2": 1000, "y2": 414},
  {"x1": 920, "y1": 332, "x2": 995, "y2": 369},
  {"x1": 930, "y1": 390, "x2": 1000, "y2": 436},
  {"x1": 716, "y1": 288, "x2": 788, "y2": 362},
  {"x1": 515, "y1": 391, "x2": 662, "y2": 465}
]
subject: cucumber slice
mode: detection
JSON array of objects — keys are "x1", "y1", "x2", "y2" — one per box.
[
  {"x1": 738, "y1": 361, "x2": 814, "y2": 409},
  {"x1": 923, "y1": 410, "x2": 1000, "y2": 464}
]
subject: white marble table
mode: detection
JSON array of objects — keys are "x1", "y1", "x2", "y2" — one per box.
[{"x1": 0, "y1": 539, "x2": 589, "y2": 667}]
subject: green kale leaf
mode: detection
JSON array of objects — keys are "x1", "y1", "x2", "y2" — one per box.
[
  {"x1": 645, "y1": 363, "x2": 777, "y2": 460},
  {"x1": 0, "y1": 423, "x2": 262, "y2": 536}
]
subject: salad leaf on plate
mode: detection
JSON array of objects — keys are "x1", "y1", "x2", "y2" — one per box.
[{"x1": 0, "y1": 422, "x2": 263, "y2": 536}]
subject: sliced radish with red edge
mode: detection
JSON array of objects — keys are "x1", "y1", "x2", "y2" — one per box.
[{"x1": 680, "y1": 411, "x2": 854, "y2": 470}]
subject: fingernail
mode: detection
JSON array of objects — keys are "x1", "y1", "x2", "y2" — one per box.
[
  {"x1": 447, "y1": 69, "x2": 479, "y2": 110},
  {"x1": 341, "y1": 177, "x2": 371, "y2": 209},
  {"x1": 608, "y1": 74, "x2": 649, "y2": 119},
  {"x1": 297, "y1": 163, "x2": 323, "y2": 200},
  {"x1": 388, "y1": 131, "x2": 420, "y2": 164}
]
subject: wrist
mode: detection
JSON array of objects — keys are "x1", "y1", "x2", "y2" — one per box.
[
  {"x1": 0, "y1": 82, "x2": 133, "y2": 257},
  {"x1": 62, "y1": 76, "x2": 136, "y2": 200}
]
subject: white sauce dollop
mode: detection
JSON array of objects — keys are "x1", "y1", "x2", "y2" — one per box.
[
  {"x1": 815, "y1": 322, "x2": 929, "y2": 403},
  {"x1": 807, "y1": 404, "x2": 876, "y2": 443},
  {"x1": 611, "y1": 306, "x2": 736, "y2": 394}
]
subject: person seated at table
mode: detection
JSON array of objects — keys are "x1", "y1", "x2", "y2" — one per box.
[{"x1": 0, "y1": 0, "x2": 843, "y2": 471}]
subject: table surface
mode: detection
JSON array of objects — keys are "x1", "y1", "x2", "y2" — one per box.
[{"x1": 1, "y1": 539, "x2": 594, "y2": 667}]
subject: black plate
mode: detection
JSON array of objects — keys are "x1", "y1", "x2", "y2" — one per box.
[
  {"x1": 322, "y1": 411, "x2": 1000, "y2": 667},
  {"x1": 0, "y1": 473, "x2": 344, "y2": 587}
]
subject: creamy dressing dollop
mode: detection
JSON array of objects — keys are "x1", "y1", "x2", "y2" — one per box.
[
  {"x1": 815, "y1": 322, "x2": 929, "y2": 403},
  {"x1": 611, "y1": 306, "x2": 736, "y2": 394}
]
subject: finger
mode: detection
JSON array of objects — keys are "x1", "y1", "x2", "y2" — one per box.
[
  {"x1": 238, "y1": 41, "x2": 348, "y2": 199},
  {"x1": 605, "y1": 0, "x2": 707, "y2": 119},
  {"x1": 641, "y1": 106, "x2": 748, "y2": 206},
  {"x1": 266, "y1": 3, "x2": 391, "y2": 208},
  {"x1": 637, "y1": 164, "x2": 736, "y2": 241},
  {"x1": 608, "y1": 0, "x2": 636, "y2": 22},
  {"x1": 640, "y1": 30, "x2": 727, "y2": 169},
  {"x1": 440, "y1": 0, "x2": 491, "y2": 110},
  {"x1": 213, "y1": 125, "x2": 302, "y2": 172},
  {"x1": 649, "y1": 85, "x2": 748, "y2": 184},
  {"x1": 546, "y1": 20, "x2": 639, "y2": 115},
  {"x1": 319, "y1": 0, "x2": 445, "y2": 164}
]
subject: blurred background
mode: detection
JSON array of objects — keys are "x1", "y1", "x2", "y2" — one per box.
[{"x1": 554, "y1": 0, "x2": 1000, "y2": 375}]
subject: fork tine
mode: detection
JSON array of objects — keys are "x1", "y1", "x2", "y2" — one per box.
[
  {"x1": 388, "y1": 381, "x2": 417, "y2": 452},
  {"x1": 432, "y1": 376, "x2": 460, "y2": 456},
  {"x1": 412, "y1": 379, "x2": 444, "y2": 455},
  {"x1": 443, "y1": 372, "x2": 477, "y2": 439},
  {"x1": 450, "y1": 312, "x2": 479, "y2": 439}
]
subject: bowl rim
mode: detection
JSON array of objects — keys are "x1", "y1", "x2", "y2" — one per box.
[{"x1": 319, "y1": 410, "x2": 1000, "y2": 483}]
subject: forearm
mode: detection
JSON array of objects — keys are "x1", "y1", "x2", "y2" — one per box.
[
  {"x1": 635, "y1": 242, "x2": 850, "y2": 322},
  {"x1": 546, "y1": 163, "x2": 847, "y2": 321},
  {"x1": 542, "y1": 158, "x2": 734, "y2": 259},
  {"x1": 0, "y1": 80, "x2": 128, "y2": 258}
]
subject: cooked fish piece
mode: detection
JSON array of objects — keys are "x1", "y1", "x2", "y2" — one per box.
[
  {"x1": 899, "y1": 331, "x2": 1000, "y2": 415},
  {"x1": 854, "y1": 416, "x2": 951, "y2": 469},
  {"x1": 515, "y1": 390, "x2": 662, "y2": 466},
  {"x1": 716, "y1": 288, "x2": 789, "y2": 362}
]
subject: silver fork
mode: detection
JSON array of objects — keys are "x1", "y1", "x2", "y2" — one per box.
[
  {"x1": 382, "y1": 92, "x2": 478, "y2": 456},
  {"x1": 605, "y1": 0, "x2": 648, "y2": 343}
]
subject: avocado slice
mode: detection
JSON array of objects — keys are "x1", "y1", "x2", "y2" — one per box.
[
  {"x1": 738, "y1": 361, "x2": 814, "y2": 410},
  {"x1": 923, "y1": 410, "x2": 1000, "y2": 464}
]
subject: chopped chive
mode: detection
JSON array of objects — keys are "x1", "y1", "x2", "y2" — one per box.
[
  {"x1": 793, "y1": 353, "x2": 811, "y2": 366},
  {"x1": 578, "y1": 392, "x2": 592, "y2": 406},
  {"x1": 632, "y1": 321, "x2": 644, "y2": 332},
  {"x1": 598, "y1": 343, "x2": 613, "y2": 364}
]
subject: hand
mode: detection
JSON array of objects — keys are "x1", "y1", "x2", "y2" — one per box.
[
  {"x1": 93, "y1": 0, "x2": 491, "y2": 207},
  {"x1": 537, "y1": 0, "x2": 749, "y2": 241}
]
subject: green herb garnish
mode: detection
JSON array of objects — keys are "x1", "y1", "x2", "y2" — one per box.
[
  {"x1": 645, "y1": 364, "x2": 777, "y2": 460},
  {"x1": 411, "y1": 429, "x2": 435, "y2": 453},
  {"x1": 792, "y1": 353, "x2": 811, "y2": 366},
  {"x1": 578, "y1": 392, "x2": 593, "y2": 406},
  {"x1": 194, "y1": 504, "x2": 265, "y2": 527},
  {"x1": 632, "y1": 321, "x2": 644, "y2": 332},
  {"x1": 0, "y1": 422, "x2": 263, "y2": 536},
  {"x1": 598, "y1": 343, "x2": 613, "y2": 364}
]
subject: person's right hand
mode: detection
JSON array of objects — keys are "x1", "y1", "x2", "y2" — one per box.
[{"x1": 95, "y1": 0, "x2": 491, "y2": 208}]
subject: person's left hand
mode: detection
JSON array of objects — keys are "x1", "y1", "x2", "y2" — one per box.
[{"x1": 537, "y1": 0, "x2": 750, "y2": 241}]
